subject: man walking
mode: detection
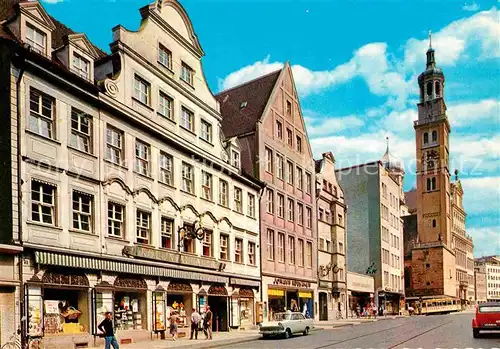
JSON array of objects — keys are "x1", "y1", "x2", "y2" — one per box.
[
  {"x1": 203, "y1": 305, "x2": 213, "y2": 340},
  {"x1": 190, "y1": 308, "x2": 201, "y2": 340},
  {"x1": 98, "y1": 312, "x2": 119, "y2": 349}
]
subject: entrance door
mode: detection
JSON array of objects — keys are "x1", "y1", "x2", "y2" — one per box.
[
  {"x1": 319, "y1": 293, "x2": 328, "y2": 321},
  {"x1": 208, "y1": 296, "x2": 228, "y2": 332}
]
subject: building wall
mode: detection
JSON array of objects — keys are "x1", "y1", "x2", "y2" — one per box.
[
  {"x1": 486, "y1": 263, "x2": 500, "y2": 301},
  {"x1": 474, "y1": 270, "x2": 487, "y2": 303}
]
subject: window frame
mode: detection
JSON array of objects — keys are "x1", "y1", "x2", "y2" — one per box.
[
  {"x1": 159, "y1": 152, "x2": 173, "y2": 185},
  {"x1": 200, "y1": 119, "x2": 213, "y2": 143},
  {"x1": 202, "y1": 230, "x2": 213, "y2": 257},
  {"x1": 136, "y1": 209, "x2": 151, "y2": 245},
  {"x1": 277, "y1": 232, "x2": 285, "y2": 263},
  {"x1": 235, "y1": 238, "x2": 243, "y2": 263},
  {"x1": 306, "y1": 241, "x2": 312, "y2": 268},
  {"x1": 133, "y1": 75, "x2": 150, "y2": 105},
  {"x1": 219, "y1": 180, "x2": 229, "y2": 207},
  {"x1": 29, "y1": 88, "x2": 55, "y2": 139},
  {"x1": 266, "y1": 189, "x2": 274, "y2": 214},
  {"x1": 298, "y1": 239, "x2": 304, "y2": 266},
  {"x1": 286, "y1": 128, "x2": 293, "y2": 147},
  {"x1": 234, "y1": 187, "x2": 243, "y2": 213},
  {"x1": 220, "y1": 234, "x2": 229, "y2": 260},
  {"x1": 296, "y1": 135, "x2": 302, "y2": 153},
  {"x1": 287, "y1": 161, "x2": 294, "y2": 185},
  {"x1": 306, "y1": 207, "x2": 312, "y2": 228},
  {"x1": 26, "y1": 24, "x2": 46, "y2": 55},
  {"x1": 180, "y1": 106, "x2": 194, "y2": 132},
  {"x1": 201, "y1": 171, "x2": 213, "y2": 201},
  {"x1": 70, "y1": 107, "x2": 92, "y2": 154},
  {"x1": 158, "y1": 92, "x2": 173, "y2": 120},
  {"x1": 276, "y1": 120, "x2": 283, "y2": 139},
  {"x1": 247, "y1": 193, "x2": 256, "y2": 218},
  {"x1": 106, "y1": 126, "x2": 124, "y2": 165},
  {"x1": 161, "y1": 217, "x2": 174, "y2": 249},
  {"x1": 277, "y1": 193, "x2": 285, "y2": 218},
  {"x1": 108, "y1": 201, "x2": 124, "y2": 238},
  {"x1": 158, "y1": 44, "x2": 172, "y2": 69},
  {"x1": 248, "y1": 241, "x2": 256, "y2": 265},
  {"x1": 265, "y1": 147, "x2": 273, "y2": 173},
  {"x1": 288, "y1": 236, "x2": 295, "y2": 265},
  {"x1": 297, "y1": 203, "x2": 304, "y2": 226},
  {"x1": 71, "y1": 53, "x2": 90, "y2": 80},
  {"x1": 305, "y1": 173, "x2": 312, "y2": 194},
  {"x1": 72, "y1": 190, "x2": 93, "y2": 232},
  {"x1": 180, "y1": 62, "x2": 194, "y2": 85},
  {"x1": 267, "y1": 229, "x2": 275, "y2": 261},
  {"x1": 296, "y1": 167, "x2": 303, "y2": 190},
  {"x1": 135, "y1": 140, "x2": 151, "y2": 176},
  {"x1": 276, "y1": 154, "x2": 284, "y2": 179},
  {"x1": 287, "y1": 198, "x2": 294, "y2": 222},
  {"x1": 31, "y1": 179, "x2": 56, "y2": 225},
  {"x1": 181, "y1": 162, "x2": 194, "y2": 193}
]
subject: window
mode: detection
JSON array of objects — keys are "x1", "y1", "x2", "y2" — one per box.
[
  {"x1": 326, "y1": 240, "x2": 331, "y2": 251},
  {"x1": 158, "y1": 44, "x2": 172, "y2": 68},
  {"x1": 136, "y1": 210, "x2": 151, "y2": 244},
  {"x1": 135, "y1": 140, "x2": 150, "y2": 176},
  {"x1": 234, "y1": 187, "x2": 243, "y2": 213},
  {"x1": 382, "y1": 183, "x2": 387, "y2": 198},
  {"x1": 248, "y1": 194, "x2": 256, "y2": 218},
  {"x1": 277, "y1": 194, "x2": 285, "y2": 218},
  {"x1": 432, "y1": 219, "x2": 437, "y2": 228},
  {"x1": 248, "y1": 242, "x2": 256, "y2": 265},
  {"x1": 232, "y1": 150, "x2": 240, "y2": 169},
  {"x1": 200, "y1": 120, "x2": 212, "y2": 143},
  {"x1": 265, "y1": 147, "x2": 273, "y2": 173},
  {"x1": 287, "y1": 161, "x2": 294, "y2": 185},
  {"x1": 339, "y1": 242, "x2": 344, "y2": 254},
  {"x1": 266, "y1": 189, "x2": 274, "y2": 213},
  {"x1": 277, "y1": 232, "x2": 285, "y2": 262},
  {"x1": 277, "y1": 154, "x2": 284, "y2": 179},
  {"x1": 70, "y1": 108, "x2": 92, "y2": 153},
  {"x1": 106, "y1": 126, "x2": 123, "y2": 165},
  {"x1": 201, "y1": 171, "x2": 213, "y2": 201},
  {"x1": 181, "y1": 62, "x2": 194, "y2": 85},
  {"x1": 72, "y1": 53, "x2": 90, "y2": 79},
  {"x1": 161, "y1": 217, "x2": 174, "y2": 249},
  {"x1": 29, "y1": 88, "x2": 54, "y2": 138},
  {"x1": 426, "y1": 81, "x2": 433, "y2": 96},
  {"x1": 276, "y1": 120, "x2": 283, "y2": 139},
  {"x1": 298, "y1": 239, "x2": 304, "y2": 266},
  {"x1": 325, "y1": 211, "x2": 330, "y2": 223},
  {"x1": 181, "y1": 162, "x2": 194, "y2": 193},
  {"x1": 287, "y1": 128, "x2": 293, "y2": 147},
  {"x1": 180, "y1": 107, "x2": 194, "y2": 132},
  {"x1": 108, "y1": 202, "x2": 124, "y2": 237},
  {"x1": 202, "y1": 231, "x2": 212, "y2": 257},
  {"x1": 31, "y1": 180, "x2": 56, "y2": 225},
  {"x1": 219, "y1": 180, "x2": 229, "y2": 207},
  {"x1": 72, "y1": 191, "x2": 93, "y2": 232},
  {"x1": 306, "y1": 242, "x2": 312, "y2": 267},
  {"x1": 297, "y1": 203, "x2": 304, "y2": 225},
  {"x1": 220, "y1": 234, "x2": 229, "y2": 260},
  {"x1": 338, "y1": 214, "x2": 343, "y2": 226},
  {"x1": 287, "y1": 199, "x2": 294, "y2": 222},
  {"x1": 286, "y1": 100, "x2": 292, "y2": 116},
  {"x1": 267, "y1": 229, "x2": 275, "y2": 260},
  {"x1": 423, "y1": 132, "x2": 429, "y2": 145},
  {"x1": 435, "y1": 81, "x2": 441, "y2": 96},
  {"x1": 306, "y1": 207, "x2": 312, "y2": 228},
  {"x1": 26, "y1": 24, "x2": 46, "y2": 54},
  {"x1": 432, "y1": 130, "x2": 438, "y2": 143},
  {"x1": 182, "y1": 223, "x2": 195, "y2": 253},
  {"x1": 319, "y1": 208, "x2": 324, "y2": 221},
  {"x1": 306, "y1": 173, "x2": 312, "y2": 194},
  {"x1": 288, "y1": 236, "x2": 295, "y2": 265},
  {"x1": 133, "y1": 75, "x2": 150, "y2": 105},
  {"x1": 159, "y1": 152, "x2": 173, "y2": 185},
  {"x1": 296, "y1": 136, "x2": 302, "y2": 153},
  {"x1": 296, "y1": 167, "x2": 303, "y2": 190},
  {"x1": 427, "y1": 177, "x2": 436, "y2": 191},
  {"x1": 235, "y1": 238, "x2": 243, "y2": 263},
  {"x1": 158, "y1": 92, "x2": 173, "y2": 119}
]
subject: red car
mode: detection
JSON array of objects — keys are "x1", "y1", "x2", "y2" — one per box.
[{"x1": 472, "y1": 302, "x2": 500, "y2": 338}]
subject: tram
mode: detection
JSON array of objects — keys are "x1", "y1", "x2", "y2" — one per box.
[{"x1": 407, "y1": 297, "x2": 461, "y2": 315}]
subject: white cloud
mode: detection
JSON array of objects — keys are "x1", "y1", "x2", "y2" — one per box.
[
  {"x1": 304, "y1": 112, "x2": 364, "y2": 137},
  {"x1": 468, "y1": 227, "x2": 500, "y2": 257},
  {"x1": 463, "y1": 2, "x2": 480, "y2": 12},
  {"x1": 460, "y1": 176, "x2": 500, "y2": 214},
  {"x1": 448, "y1": 99, "x2": 500, "y2": 127}
]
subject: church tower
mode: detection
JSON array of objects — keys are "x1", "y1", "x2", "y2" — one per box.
[{"x1": 414, "y1": 32, "x2": 452, "y2": 246}]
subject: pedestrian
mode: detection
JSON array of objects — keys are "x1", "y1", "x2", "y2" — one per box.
[
  {"x1": 203, "y1": 305, "x2": 213, "y2": 340},
  {"x1": 97, "y1": 312, "x2": 119, "y2": 349},
  {"x1": 190, "y1": 308, "x2": 201, "y2": 340},
  {"x1": 372, "y1": 304, "x2": 377, "y2": 319},
  {"x1": 168, "y1": 311, "x2": 178, "y2": 341},
  {"x1": 302, "y1": 302, "x2": 308, "y2": 317},
  {"x1": 356, "y1": 304, "x2": 361, "y2": 318}
]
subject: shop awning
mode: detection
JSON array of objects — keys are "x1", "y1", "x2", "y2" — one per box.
[
  {"x1": 230, "y1": 277, "x2": 260, "y2": 287},
  {"x1": 35, "y1": 251, "x2": 228, "y2": 284}
]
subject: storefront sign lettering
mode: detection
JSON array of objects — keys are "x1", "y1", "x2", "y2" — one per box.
[{"x1": 273, "y1": 278, "x2": 311, "y2": 288}]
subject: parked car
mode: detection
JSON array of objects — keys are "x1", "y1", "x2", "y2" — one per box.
[
  {"x1": 259, "y1": 312, "x2": 313, "y2": 339},
  {"x1": 472, "y1": 302, "x2": 500, "y2": 338}
]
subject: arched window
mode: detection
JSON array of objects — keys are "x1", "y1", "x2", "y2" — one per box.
[
  {"x1": 432, "y1": 130, "x2": 438, "y2": 143},
  {"x1": 423, "y1": 132, "x2": 429, "y2": 145},
  {"x1": 426, "y1": 81, "x2": 433, "y2": 97},
  {"x1": 435, "y1": 81, "x2": 441, "y2": 96},
  {"x1": 432, "y1": 219, "x2": 436, "y2": 228}
]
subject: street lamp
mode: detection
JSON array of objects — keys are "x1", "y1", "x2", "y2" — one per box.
[{"x1": 177, "y1": 220, "x2": 206, "y2": 251}]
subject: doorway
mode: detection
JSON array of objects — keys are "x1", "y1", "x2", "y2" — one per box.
[
  {"x1": 319, "y1": 292, "x2": 328, "y2": 320},
  {"x1": 208, "y1": 296, "x2": 228, "y2": 332}
]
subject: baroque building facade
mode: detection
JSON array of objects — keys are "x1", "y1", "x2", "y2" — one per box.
[
  {"x1": 217, "y1": 64, "x2": 318, "y2": 321},
  {"x1": 315, "y1": 152, "x2": 348, "y2": 320},
  {"x1": 0, "y1": 1, "x2": 262, "y2": 347}
]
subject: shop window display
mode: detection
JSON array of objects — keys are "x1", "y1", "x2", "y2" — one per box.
[
  {"x1": 26, "y1": 285, "x2": 43, "y2": 337},
  {"x1": 114, "y1": 293, "x2": 147, "y2": 330},
  {"x1": 166, "y1": 295, "x2": 188, "y2": 328},
  {"x1": 43, "y1": 288, "x2": 88, "y2": 335}
]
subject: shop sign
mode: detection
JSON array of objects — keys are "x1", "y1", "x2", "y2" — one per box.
[
  {"x1": 298, "y1": 292, "x2": 312, "y2": 299},
  {"x1": 347, "y1": 272, "x2": 374, "y2": 293},
  {"x1": 230, "y1": 277, "x2": 260, "y2": 287},
  {"x1": 268, "y1": 289, "x2": 285, "y2": 297},
  {"x1": 273, "y1": 278, "x2": 311, "y2": 288}
]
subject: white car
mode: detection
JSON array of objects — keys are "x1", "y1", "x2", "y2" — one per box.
[{"x1": 259, "y1": 312, "x2": 313, "y2": 339}]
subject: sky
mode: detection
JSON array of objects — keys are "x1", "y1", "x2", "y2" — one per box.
[{"x1": 41, "y1": 0, "x2": 500, "y2": 257}]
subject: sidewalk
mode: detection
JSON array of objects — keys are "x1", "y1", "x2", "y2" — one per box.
[{"x1": 88, "y1": 331, "x2": 260, "y2": 349}]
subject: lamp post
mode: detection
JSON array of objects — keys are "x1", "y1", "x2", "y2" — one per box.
[{"x1": 177, "y1": 220, "x2": 206, "y2": 251}]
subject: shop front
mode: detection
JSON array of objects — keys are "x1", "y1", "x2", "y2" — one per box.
[
  {"x1": 347, "y1": 272, "x2": 374, "y2": 318},
  {"x1": 207, "y1": 285, "x2": 229, "y2": 332},
  {"x1": 166, "y1": 282, "x2": 193, "y2": 335},
  {"x1": 377, "y1": 289, "x2": 404, "y2": 315}
]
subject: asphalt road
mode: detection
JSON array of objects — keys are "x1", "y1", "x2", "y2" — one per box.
[{"x1": 226, "y1": 313, "x2": 500, "y2": 349}]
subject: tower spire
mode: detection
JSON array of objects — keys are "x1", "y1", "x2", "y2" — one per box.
[
  {"x1": 385, "y1": 136, "x2": 390, "y2": 154},
  {"x1": 428, "y1": 30, "x2": 432, "y2": 49},
  {"x1": 426, "y1": 29, "x2": 436, "y2": 70}
]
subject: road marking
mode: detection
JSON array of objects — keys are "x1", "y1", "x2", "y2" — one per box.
[{"x1": 387, "y1": 320, "x2": 455, "y2": 349}]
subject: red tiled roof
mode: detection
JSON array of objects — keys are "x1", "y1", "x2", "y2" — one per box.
[{"x1": 215, "y1": 69, "x2": 281, "y2": 138}]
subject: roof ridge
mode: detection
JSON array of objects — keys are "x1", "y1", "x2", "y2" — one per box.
[{"x1": 215, "y1": 68, "x2": 282, "y2": 96}]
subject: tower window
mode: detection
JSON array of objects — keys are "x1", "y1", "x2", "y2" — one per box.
[
  {"x1": 426, "y1": 82, "x2": 433, "y2": 96},
  {"x1": 432, "y1": 130, "x2": 438, "y2": 143},
  {"x1": 432, "y1": 219, "x2": 436, "y2": 228},
  {"x1": 435, "y1": 81, "x2": 441, "y2": 96},
  {"x1": 427, "y1": 177, "x2": 437, "y2": 191},
  {"x1": 423, "y1": 132, "x2": 429, "y2": 145}
]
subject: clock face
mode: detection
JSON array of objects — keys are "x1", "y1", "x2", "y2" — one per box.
[{"x1": 427, "y1": 160, "x2": 435, "y2": 169}]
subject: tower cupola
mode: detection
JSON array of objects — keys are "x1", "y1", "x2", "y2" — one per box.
[{"x1": 418, "y1": 30, "x2": 445, "y2": 103}]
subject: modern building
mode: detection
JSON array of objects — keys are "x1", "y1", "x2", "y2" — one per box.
[
  {"x1": 336, "y1": 143, "x2": 406, "y2": 315},
  {"x1": 450, "y1": 173, "x2": 475, "y2": 305},
  {"x1": 0, "y1": 1, "x2": 263, "y2": 347},
  {"x1": 404, "y1": 36, "x2": 457, "y2": 301},
  {"x1": 474, "y1": 267, "x2": 487, "y2": 304},
  {"x1": 347, "y1": 272, "x2": 375, "y2": 318},
  {"x1": 475, "y1": 256, "x2": 500, "y2": 302},
  {"x1": 315, "y1": 152, "x2": 348, "y2": 320},
  {"x1": 217, "y1": 64, "x2": 318, "y2": 321}
]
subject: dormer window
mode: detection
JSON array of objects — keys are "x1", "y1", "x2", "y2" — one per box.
[
  {"x1": 26, "y1": 24, "x2": 46, "y2": 55},
  {"x1": 158, "y1": 44, "x2": 172, "y2": 69},
  {"x1": 181, "y1": 62, "x2": 194, "y2": 85},
  {"x1": 232, "y1": 150, "x2": 240, "y2": 169},
  {"x1": 134, "y1": 75, "x2": 150, "y2": 105},
  {"x1": 72, "y1": 53, "x2": 90, "y2": 80}
]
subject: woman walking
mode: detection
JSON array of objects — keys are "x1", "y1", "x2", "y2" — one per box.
[{"x1": 168, "y1": 311, "x2": 179, "y2": 341}]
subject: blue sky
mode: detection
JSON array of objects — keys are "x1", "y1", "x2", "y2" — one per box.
[{"x1": 42, "y1": 0, "x2": 499, "y2": 256}]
